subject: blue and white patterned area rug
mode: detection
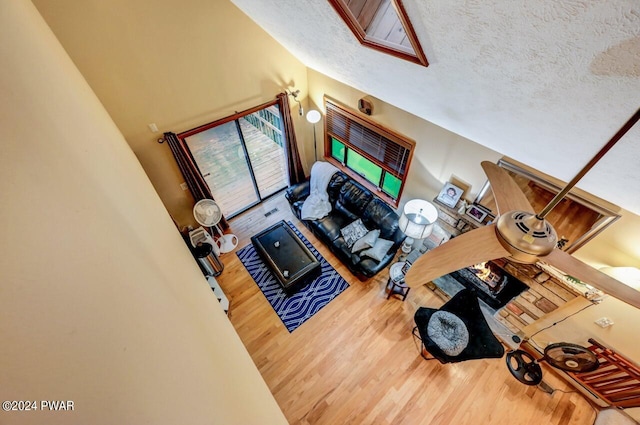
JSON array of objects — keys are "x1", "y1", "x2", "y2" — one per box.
[{"x1": 237, "y1": 221, "x2": 349, "y2": 332}]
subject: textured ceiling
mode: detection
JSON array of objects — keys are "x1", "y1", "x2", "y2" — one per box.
[{"x1": 230, "y1": 0, "x2": 640, "y2": 214}]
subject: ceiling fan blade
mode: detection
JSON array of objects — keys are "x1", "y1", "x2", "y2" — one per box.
[
  {"x1": 404, "y1": 224, "x2": 510, "y2": 288},
  {"x1": 481, "y1": 161, "x2": 535, "y2": 215},
  {"x1": 544, "y1": 249, "x2": 640, "y2": 309}
]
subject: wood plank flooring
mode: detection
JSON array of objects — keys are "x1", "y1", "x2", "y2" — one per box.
[{"x1": 216, "y1": 193, "x2": 598, "y2": 425}]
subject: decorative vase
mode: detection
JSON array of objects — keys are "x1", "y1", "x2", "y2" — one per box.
[{"x1": 458, "y1": 200, "x2": 468, "y2": 215}]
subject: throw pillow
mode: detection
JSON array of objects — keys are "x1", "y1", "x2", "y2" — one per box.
[
  {"x1": 427, "y1": 311, "x2": 469, "y2": 357},
  {"x1": 351, "y1": 229, "x2": 380, "y2": 253},
  {"x1": 340, "y1": 219, "x2": 369, "y2": 248},
  {"x1": 361, "y1": 238, "x2": 393, "y2": 262}
]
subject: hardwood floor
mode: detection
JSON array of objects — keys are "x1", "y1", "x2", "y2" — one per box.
[{"x1": 216, "y1": 193, "x2": 597, "y2": 425}]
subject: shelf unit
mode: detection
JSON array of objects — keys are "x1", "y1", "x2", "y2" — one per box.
[
  {"x1": 432, "y1": 198, "x2": 489, "y2": 239},
  {"x1": 207, "y1": 276, "x2": 229, "y2": 316}
]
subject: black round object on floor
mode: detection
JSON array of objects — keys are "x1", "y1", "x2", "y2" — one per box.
[
  {"x1": 543, "y1": 343, "x2": 599, "y2": 373},
  {"x1": 506, "y1": 350, "x2": 543, "y2": 386},
  {"x1": 193, "y1": 242, "x2": 213, "y2": 258}
]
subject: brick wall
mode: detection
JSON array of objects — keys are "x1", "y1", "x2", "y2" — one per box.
[{"x1": 494, "y1": 260, "x2": 583, "y2": 334}]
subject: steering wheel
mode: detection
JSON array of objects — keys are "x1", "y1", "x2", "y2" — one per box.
[{"x1": 506, "y1": 350, "x2": 543, "y2": 386}]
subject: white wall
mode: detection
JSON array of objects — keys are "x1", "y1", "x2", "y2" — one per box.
[{"x1": 0, "y1": 1, "x2": 287, "y2": 424}]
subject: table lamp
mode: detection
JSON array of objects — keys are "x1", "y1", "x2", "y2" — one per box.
[{"x1": 398, "y1": 199, "x2": 438, "y2": 253}]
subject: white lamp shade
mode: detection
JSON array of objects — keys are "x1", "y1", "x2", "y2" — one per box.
[
  {"x1": 398, "y1": 199, "x2": 438, "y2": 239},
  {"x1": 306, "y1": 109, "x2": 321, "y2": 124}
]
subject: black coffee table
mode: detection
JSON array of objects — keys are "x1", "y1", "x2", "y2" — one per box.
[{"x1": 251, "y1": 221, "x2": 321, "y2": 295}]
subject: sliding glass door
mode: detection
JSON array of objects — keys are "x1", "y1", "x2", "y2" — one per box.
[{"x1": 182, "y1": 102, "x2": 288, "y2": 218}]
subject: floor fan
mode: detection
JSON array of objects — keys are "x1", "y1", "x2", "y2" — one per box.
[
  {"x1": 193, "y1": 199, "x2": 238, "y2": 254},
  {"x1": 506, "y1": 343, "x2": 599, "y2": 386}
]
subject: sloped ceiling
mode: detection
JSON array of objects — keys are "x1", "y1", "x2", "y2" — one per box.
[{"x1": 230, "y1": 0, "x2": 640, "y2": 214}]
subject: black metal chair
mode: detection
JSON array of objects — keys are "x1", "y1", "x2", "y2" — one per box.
[{"x1": 413, "y1": 288, "x2": 505, "y2": 363}]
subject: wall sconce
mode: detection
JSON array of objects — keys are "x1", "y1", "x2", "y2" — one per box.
[
  {"x1": 287, "y1": 89, "x2": 303, "y2": 116},
  {"x1": 306, "y1": 110, "x2": 321, "y2": 161}
]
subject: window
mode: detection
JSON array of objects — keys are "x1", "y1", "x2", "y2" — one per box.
[
  {"x1": 179, "y1": 100, "x2": 288, "y2": 218},
  {"x1": 327, "y1": 0, "x2": 428, "y2": 66},
  {"x1": 324, "y1": 97, "x2": 414, "y2": 205}
]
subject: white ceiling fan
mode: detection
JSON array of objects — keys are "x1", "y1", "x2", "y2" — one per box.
[{"x1": 405, "y1": 108, "x2": 640, "y2": 309}]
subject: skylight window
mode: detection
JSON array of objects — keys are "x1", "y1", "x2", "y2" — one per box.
[{"x1": 328, "y1": 0, "x2": 428, "y2": 66}]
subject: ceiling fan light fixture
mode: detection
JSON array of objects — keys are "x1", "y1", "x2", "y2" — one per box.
[{"x1": 496, "y1": 211, "x2": 558, "y2": 263}]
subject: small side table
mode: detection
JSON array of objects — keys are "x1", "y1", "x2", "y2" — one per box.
[{"x1": 387, "y1": 261, "x2": 410, "y2": 301}]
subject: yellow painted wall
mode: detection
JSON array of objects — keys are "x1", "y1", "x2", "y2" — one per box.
[
  {"x1": 574, "y1": 209, "x2": 640, "y2": 270},
  {"x1": 307, "y1": 69, "x2": 640, "y2": 278},
  {"x1": 525, "y1": 296, "x2": 640, "y2": 362},
  {"x1": 32, "y1": 0, "x2": 640, "y2": 274},
  {"x1": 527, "y1": 209, "x2": 640, "y2": 369},
  {"x1": 307, "y1": 69, "x2": 503, "y2": 207},
  {"x1": 22, "y1": 0, "x2": 640, "y2": 410},
  {"x1": 32, "y1": 0, "x2": 312, "y2": 227},
  {"x1": 0, "y1": 1, "x2": 287, "y2": 424},
  {"x1": 525, "y1": 295, "x2": 640, "y2": 418}
]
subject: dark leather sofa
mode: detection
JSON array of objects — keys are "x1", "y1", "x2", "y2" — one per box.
[{"x1": 285, "y1": 171, "x2": 405, "y2": 279}]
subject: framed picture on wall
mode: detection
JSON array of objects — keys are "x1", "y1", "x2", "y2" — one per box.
[
  {"x1": 436, "y1": 182, "x2": 463, "y2": 208},
  {"x1": 466, "y1": 204, "x2": 488, "y2": 223},
  {"x1": 401, "y1": 261, "x2": 412, "y2": 274}
]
